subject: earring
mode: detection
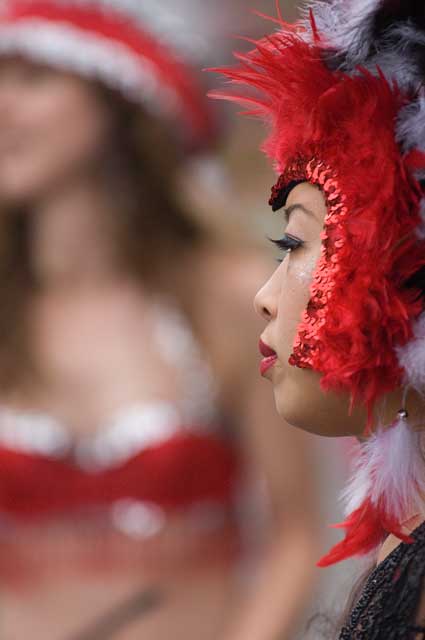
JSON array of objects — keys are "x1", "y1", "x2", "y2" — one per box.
[{"x1": 318, "y1": 398, "x2": 425, "y2": 567}]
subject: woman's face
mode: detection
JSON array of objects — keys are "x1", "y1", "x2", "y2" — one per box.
[
  {"x1": 0, "y1": 57, "x2": 114, "y2": 206},
  {"x1": 255, "y1": 182, "x2": 367, "y2": 437}
]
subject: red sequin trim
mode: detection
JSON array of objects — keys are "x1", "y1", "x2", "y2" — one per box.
[
  {"x1": 269, "y1": 156, "x2": 307, "y2": 209},
  {"x1": 270, "y1": 157, "x2": 347, "y2": 370},
  {"x1": 292, "y1": 159, "x2": 347, "y2": 368}
]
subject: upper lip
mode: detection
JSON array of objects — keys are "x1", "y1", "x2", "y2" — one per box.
[{"x1": 259, "y1": 338, "x2": 277, "y2": 358}]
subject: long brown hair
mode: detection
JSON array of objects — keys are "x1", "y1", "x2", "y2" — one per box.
[
  {"x1": 305, "y1": 565, "x2": 373, "y2": 638},
  {"x1": 0, "y1": 81, "x2": 208, "y2": 392}
]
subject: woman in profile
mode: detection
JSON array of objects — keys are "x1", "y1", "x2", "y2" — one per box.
[
  {"x1": 215, "y1": 0, "x2": 425, "y2": 637},
  {"x1": 0, "y1": 1, "x2": 319, "y2": 639}
]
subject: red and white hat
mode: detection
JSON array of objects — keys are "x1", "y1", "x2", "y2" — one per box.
[{"x1": 0, "y1": 0, "x2": 216, "y2": 149}]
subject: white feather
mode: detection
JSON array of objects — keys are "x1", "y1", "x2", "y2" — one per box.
[
  {"x1": 364, "y1": 50, "x2": 424, "y2": 91},
  {"x1": 397, "y1": 314, "x2": 425, "y2": 391},
  {"x1": 342, "y1": 441, "x2": 372, "y2": 515},
  {"x1": 299, "y1": 1, "x2": 425, "y2": 95},
  {"x1": 343, "y1": 416, "x2": 425, "y2": 522},
  {"x1": 397, "y1": 94, "x2": 425, "y2": 155},
  {"x1": 361, "y1": 23, "x2": 425, "y2": 91},
  {"x1": 300, "y1": 0, "x2": 382, "y2": 62},
  {"x1": 418, "y1": 198, "x2": 425, "y2": 240}
]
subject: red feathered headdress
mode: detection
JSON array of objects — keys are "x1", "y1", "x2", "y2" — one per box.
[{"x1": 211, "y1": 0, "x2": 425, "y2": 566}]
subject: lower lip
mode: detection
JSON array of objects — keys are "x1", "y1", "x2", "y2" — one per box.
[{"x1": 260, "y1": 356, "x2": 278, "y2": 376}]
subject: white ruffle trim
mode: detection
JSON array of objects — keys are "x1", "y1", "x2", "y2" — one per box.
[
  {"x1": 0, "y1": 20, "x2": 181, "y2": 117},
  {"x1": 50, "y1": 0, "x2": 212, "y2": 61}
]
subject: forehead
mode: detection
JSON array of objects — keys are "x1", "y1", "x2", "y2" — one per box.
[
  {"x1": 0, "y1": 55, "x2": 63, "y2": 85},
  {"x1": 0, "y1": 55, "x2": 74, "y2": 81},
  {"x1": 286, "y1": 181, "x2": 328, "y2": 224},
  {"x1": 0, "y1": 54, "x2": 35, "y2": 70}
]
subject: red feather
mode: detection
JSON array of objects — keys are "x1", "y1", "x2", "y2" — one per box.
[{"x1": 318, "y1": 498, "x2": 413, "y2": 567}]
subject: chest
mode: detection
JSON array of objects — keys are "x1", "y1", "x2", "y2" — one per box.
[
  {"x1": 20, "y1": 288, "x2": 217, "y2": 435},
  {"x1": 35, "y1": 291, "x2": 156, "y2": 378}
]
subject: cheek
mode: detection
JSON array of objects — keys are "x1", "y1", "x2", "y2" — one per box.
[
  {"x1": 31, "y1": 87, "x2": 111, "y2": 170},
  {"x1": 271, "y1": 250, "x2": 368, "y2": 436},
  {"x1": 0, "y1": 85, "x2": 111, "y2": 202},
  {"x1": 275, "y1": 251, "x2": 319, "y2": 361},
  {"x1": 276, "y1": 367, "x2": 366, "y2": 436},
  {"x1": 291, "y1": 251, "x2": 319, "y2": 286}
]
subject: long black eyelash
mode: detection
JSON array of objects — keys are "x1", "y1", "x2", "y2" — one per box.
[
  {"x1": 269, "y1": 233, "x2": 304, "y2": 252},
  {"x1": 268, "y1": 233, "x2": 304, "y2": 263}
]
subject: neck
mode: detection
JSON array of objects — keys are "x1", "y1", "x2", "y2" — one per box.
[
  {"x1": 374, "y1": 386, "x2": 425, "y2": 432},
  {"x1": 31, "y1": 174, "x2": 123, "y2": 293}
]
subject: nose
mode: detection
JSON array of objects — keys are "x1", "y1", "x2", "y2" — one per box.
[{"x1": 254, "y1": 277, "x2": 277, "y2": 322}]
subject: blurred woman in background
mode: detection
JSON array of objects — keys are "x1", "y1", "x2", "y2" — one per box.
[{"x1": 0, "y1": 1, "x2": 320, "y2": 639}]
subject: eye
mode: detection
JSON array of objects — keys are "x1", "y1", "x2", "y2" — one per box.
[{"x1": 269, "y1": 233, "x2": 304, "y2": 261}]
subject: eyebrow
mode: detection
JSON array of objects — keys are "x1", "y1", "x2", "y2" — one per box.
[{"x1": 282, "y1": 204, "x2": 316, "y2": 221}]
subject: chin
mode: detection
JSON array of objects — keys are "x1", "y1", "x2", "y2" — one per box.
[
  {"x1": 272, "y1": 375, "x2": 353, "y2": 437},
  {"x1": 271, "y1": 358, "x2": 369, "y2": 437},
  {"x1": 0, "y1": 159, "x2": 57, "y2": 207},
  {"x1": 0, "y1": 177, "x2": 50, "y2": 208},
  {"x1": 0, "y1": 176, "x2": 32, "y2": 205},
  {"x1": 273, "y1": 386, "x2": 305, "y2": 429}
]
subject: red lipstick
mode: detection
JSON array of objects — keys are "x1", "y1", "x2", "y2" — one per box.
[{"x1": 259, "y1": 339, "x2": 278, "y2": 376}]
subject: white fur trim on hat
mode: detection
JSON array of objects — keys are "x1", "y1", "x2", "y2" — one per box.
[{"x1": 0, "y1": 19, "x2": 180, "y2": 115}]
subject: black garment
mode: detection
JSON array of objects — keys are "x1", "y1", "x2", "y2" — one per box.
[{"x1": 339, "y1": 521, "x2": 425, "y2": 639}]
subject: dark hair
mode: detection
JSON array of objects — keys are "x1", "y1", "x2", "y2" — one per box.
[
  {"x1": 0, "y1": 81, "x2": 207, "y2": 392},
  {"x1": 306, "y1": 566, "x2": 373, "y2": 639}
]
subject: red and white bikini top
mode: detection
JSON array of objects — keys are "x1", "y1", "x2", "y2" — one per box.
[{"x1": 0, "y1": 301, "x2": 239, "y2": 524}]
